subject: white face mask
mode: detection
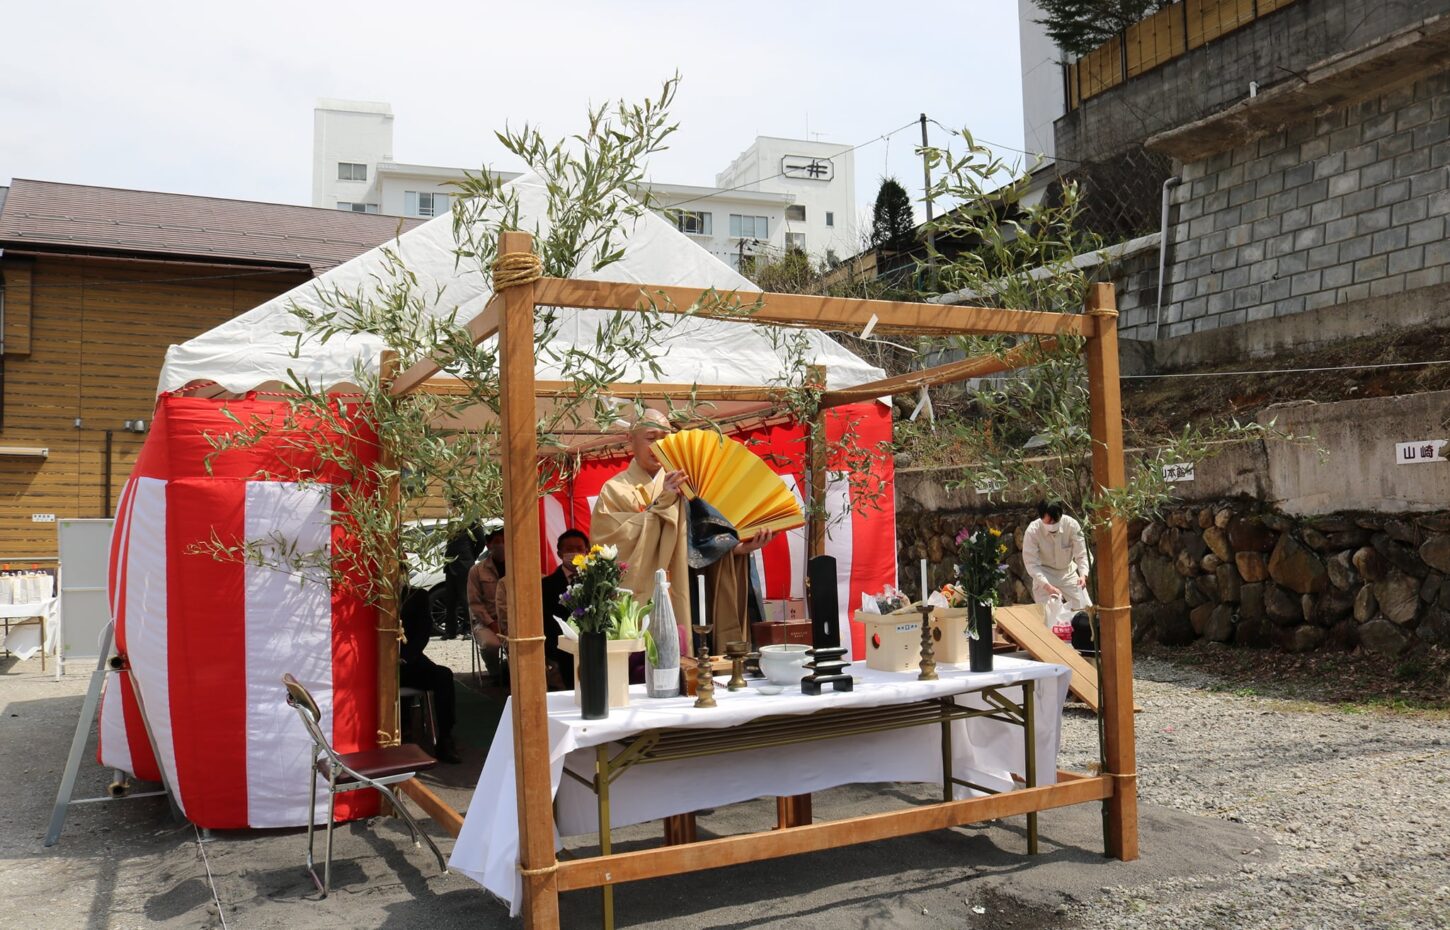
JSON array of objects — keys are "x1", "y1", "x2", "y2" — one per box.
[{"x1": 1046, "y1": 523, "x2": 1060, "y2": 534}]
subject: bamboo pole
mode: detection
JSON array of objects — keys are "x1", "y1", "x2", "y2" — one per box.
[
  {"x1": 819, "y1": 338, "x2": 1057, "y2": 409},
  {"x1": 495, "y1": 232, "x2": 561, "y2": 929},
  {"x1": 1083, "y1": 283, "x2": 1139, "y2": 861},
  {"x1": 806, "y1": 364, "x2": 828, "y2": 562},
  {"x1": 777, "y1": 364, "x2": 829, "y2": 830},
  {"x1": 532, "y1": 278, "x2": 1088, "y2": 337},
  {"x1": 557, "y1": 773, "x2": 1113, "y2": 890},
  {"x1": 377, "y1": 351, "x2": 402, "y2": 753}
]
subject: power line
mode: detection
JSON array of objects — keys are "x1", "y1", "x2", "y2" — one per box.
[{"x1": 926, "y1": 117, "x2": 1086, "y2": 166}]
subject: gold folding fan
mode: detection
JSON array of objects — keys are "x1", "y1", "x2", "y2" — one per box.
[{"x1": 651, "y1": 430, "x2": 804, "y2": 536}]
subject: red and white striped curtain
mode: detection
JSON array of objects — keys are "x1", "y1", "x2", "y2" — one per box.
[{"x1": 100, "y1": 396, "x2": 895, "y2": 829}]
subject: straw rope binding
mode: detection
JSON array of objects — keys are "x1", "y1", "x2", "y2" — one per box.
[{"x1": 494, "y1": 252, "x2": 543, "y2": 291}]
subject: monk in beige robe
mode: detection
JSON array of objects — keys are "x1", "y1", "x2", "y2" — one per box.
[{"x1": 590, "y1": 410, "x2": 774, "y2": 654}]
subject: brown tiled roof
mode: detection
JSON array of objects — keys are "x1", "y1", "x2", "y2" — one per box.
[{"x1": 0, "y1": 179, "x2": 426, "y2": 272}]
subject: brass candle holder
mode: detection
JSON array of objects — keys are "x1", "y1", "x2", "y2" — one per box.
[
  {"x1": 724, "y1": 640, "x2": 750, "y2": 691},
  {"x1": 916, "y1": 604, "x2": 938, "y2": 681},
  {"x1": 691, "y1": 624, "x2": 717, "y2": 708}
]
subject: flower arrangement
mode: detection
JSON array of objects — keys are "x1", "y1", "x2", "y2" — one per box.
[
  {"x1": 954, "y1": 526, "x2": 1009, "y2": 608},
  {"x1": 559, "y1": 544, "x2": 628, "y2": 635}
]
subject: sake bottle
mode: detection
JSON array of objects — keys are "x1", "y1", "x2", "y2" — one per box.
[{"x1": 646, "y1": 568, "x2": 681, "y2": 698}]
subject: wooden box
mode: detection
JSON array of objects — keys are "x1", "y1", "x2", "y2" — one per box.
[
  {"x1": 751, "y1": 619, "x2": 813, "y2": 647},
  {"x1": 763, "y1": 598, "x2": 807, "y2": 622},
  {"x1": 930, "y1": 607, "x2": 970, "y2": 665},
  {"x1": 857, "y1": 611, "x2": 924, "y2": 672},
  {"x1": 857, "y1": 608, "x2": 971, "y2": 671},
  {"x1": 556, "y1": 637, "x2": 644, "y2": 708}
]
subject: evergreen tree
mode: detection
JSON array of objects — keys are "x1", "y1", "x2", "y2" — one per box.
[
  {"x1": 870, "y1": 178, "x2": 916, "y2": 255},
  {"x1": 1034, "y1": 0, "x2": 1167, "y2": 56}
]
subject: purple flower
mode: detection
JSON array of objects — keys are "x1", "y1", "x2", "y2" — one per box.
[{"x1": 572, "y1": 607, "x2": 585, "y2": 618}]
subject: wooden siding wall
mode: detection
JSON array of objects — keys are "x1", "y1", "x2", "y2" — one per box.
[
  {"x1": 0, "y1": 255, "x2": 309, "y2": 560},
  {"x1": 1066, "y1": 0, "x2": 1297, "y2": 110}
]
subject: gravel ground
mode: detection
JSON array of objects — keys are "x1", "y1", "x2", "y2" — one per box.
[
  {"x1": 1056, "y1": 654, "x2": 1450, "y2": 930},
  {"x1": 3, "y1": 643, "x2": 1448, "y2": 929}
]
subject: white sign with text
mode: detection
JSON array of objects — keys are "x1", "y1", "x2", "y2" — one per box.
[
  {"x1": 1162, "y1": 462, "x2": 1196, "y2": 483},
  {"x1": 1395, "y1": 440, "x2": 1446, "y2": 465}
]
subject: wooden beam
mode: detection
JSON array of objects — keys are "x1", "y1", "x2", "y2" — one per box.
[
  {"x1": 1083, "y1": 282, "x2": 1139, "y2": 862},
  {"x1": 377, "y1": 351, "x2": 402, "y2": 754},
  {"x1": 532, "y1": 278, "x2": 1087, "y2": 338},
  {"x1": 418, "y1": 377, "x2": 786, "y2": 403},
  {"x1": 496, "y1": 233, "x2": 561, "y2": 930},
  {"x1": 555, "y1": 774, "x2": 1114, "y2": 891},
  {"x1": 398, "y1": 777, "x2": 463, "y2": 838},
  {"x1": 820, "y1": 339, "x2": 1056, "y2": 408},
  {"x1": 389, "y1": 294, "x2": 503, "y2": 397}
]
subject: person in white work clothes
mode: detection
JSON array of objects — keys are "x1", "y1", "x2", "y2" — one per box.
[{"x1": 1022, "y1": 500, "x2": 1092, "y2": 626}]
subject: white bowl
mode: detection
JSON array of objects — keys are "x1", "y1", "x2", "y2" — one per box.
[{"x1": 758, "y1": 644, "x2": 811, "y2": 685}]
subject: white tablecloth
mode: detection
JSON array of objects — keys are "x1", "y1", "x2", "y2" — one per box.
[
  {"x1": 450, "y1": 656, "x2": 1071, "y2": 914},
  {"x1": 0, "y1": 598, "x2": 59, "y2": 660}
]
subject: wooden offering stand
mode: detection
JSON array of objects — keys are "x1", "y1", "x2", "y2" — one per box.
[{"x1": 800, "y1": 646, "x2": 852, "y2": 695}]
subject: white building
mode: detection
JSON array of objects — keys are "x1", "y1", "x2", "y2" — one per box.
[
  {"x1": 1018, "y1": 0, "x2": 1066, "y2": 166},
  {"x1": 311, "y1": 100, "x2": 855, "y2": 269}
]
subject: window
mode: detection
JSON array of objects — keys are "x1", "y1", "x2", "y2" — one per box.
[
  {"x1": 729, "y1": 214, "x2": 768, "y2": 239},
  {"x1": 786, "y1": 232, "x2": 806, "y2": 251},
  {"x1": 405, "y1": 191, "x2": 450, "y2": 217},
  {"x1": 335, "y1": 202, "x2": 379, "y2": 213},
  {"x1": 337, "y1": 162, "x2": 367, "y2": 182},
  {"x1": 673, "y1": 210, "x2": 712, "y2": 235},
  {"x1": 785, "y1": 204, "x2": 806, "y2": 222},
  {"x1": 825, "y1": 211, "x2": 834, "y2": 227}
]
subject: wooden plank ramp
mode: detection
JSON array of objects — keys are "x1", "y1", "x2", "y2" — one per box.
[{"x1": 993, "y1": 605, "x2": 1139, "y2": 714}]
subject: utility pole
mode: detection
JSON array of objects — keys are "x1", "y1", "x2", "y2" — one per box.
[{"x1": 920, "y1": 113, "x2": 938, "y2": 291}]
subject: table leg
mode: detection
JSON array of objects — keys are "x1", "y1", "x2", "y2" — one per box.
[
  {"x1": 775, "y1": 795, "x2": 812, "y2": 828},
  {"x1": 940, "y1": 698, "x2": 954, "y2": 803},
  {"x1": 595, "y1": 746, "x2": 614, "y2": 930},
  {"x1": 663, "y1": 813, "x2": 697, "y2": 845},
  {"x1": 1024, "y1": 681, "x2": 1038, "y2": 855}
]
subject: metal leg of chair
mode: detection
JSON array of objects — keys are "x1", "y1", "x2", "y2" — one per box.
[
  {"x1": 324, "y1": 767, "x2": 338, "y2": 897},
  {"x1": 422, "y1": 692, "x2": 437, "y2": 748},
  {"x1": 376, "y1": 783, "x2": 447, "y2": 872},
  {"x1": 305, "y1": 763, "x2": 324, "y2": 895}
]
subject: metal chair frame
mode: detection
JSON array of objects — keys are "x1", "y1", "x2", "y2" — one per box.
[{"x1": 282, "y1": 674, "x2": 446, "y2": 897}]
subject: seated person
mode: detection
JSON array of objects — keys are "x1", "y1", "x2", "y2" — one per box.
[
  {"x1": 542, "y1": 529, "x2": 590, "y2": 687},
  {"x1": 495, "y1": 529, "x2": 591, "y2": 691},
  {"x1": 467, "y1": 525, "x2": 506, "y2": 677},
  {"x1": 399, "y1": 584, "x2": 460, "y2": 764}
]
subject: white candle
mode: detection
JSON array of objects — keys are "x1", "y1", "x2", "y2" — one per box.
[
  {"x1": 920, "y1": 558, "x2": 929, "y2": 603},
  {"x1": 697, "y1": 574, "x2": 707, "y2": 627}
]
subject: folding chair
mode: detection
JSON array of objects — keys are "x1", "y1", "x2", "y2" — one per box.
[{"x1": 282, "y1": 674, "x2": 447, "y2": 897}]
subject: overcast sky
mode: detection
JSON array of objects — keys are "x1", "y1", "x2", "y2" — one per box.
[{"x1": 2, "y1": 1, "x2": 1033, "y2": 228}]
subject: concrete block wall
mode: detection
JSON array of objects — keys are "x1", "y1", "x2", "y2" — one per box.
[
  {"x1": 1054, "y1": 0, "x2": 1446, "y2": 166},
  {"x1": 1146, "y1": 70, "x2": 1450, "y2": 341}
]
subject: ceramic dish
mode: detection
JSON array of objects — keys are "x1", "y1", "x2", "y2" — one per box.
[{"x1": 755, "y1": 684, "x2": 785, "y2": 695}]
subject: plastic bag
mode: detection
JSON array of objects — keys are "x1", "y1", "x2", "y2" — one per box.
[{"x1": 1044, "y1": 595, "x2": 1073, "y2": 643}]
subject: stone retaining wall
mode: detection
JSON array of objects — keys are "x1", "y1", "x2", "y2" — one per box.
[{"x1": 897, "y1": 503, "x2": 1450, "y2": 657}]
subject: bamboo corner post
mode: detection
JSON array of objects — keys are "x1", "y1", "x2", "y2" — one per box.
[
  {"x1": 805, "y1": 364, "x2": 828, "y2": 562},
  {"x1": 377, "y1": 350, "x2": 402, "y2": 754},
  {"x1": 495, "y1": 231, "x2": 562, "y2": 928},
  {"x1": 1083, "y1": 282, "x2": 1139, "y2": 861}
]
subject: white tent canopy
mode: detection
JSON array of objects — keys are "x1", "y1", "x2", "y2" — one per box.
[{"x1": 158, "y1": 174, "x2": 885, "y2": 397}]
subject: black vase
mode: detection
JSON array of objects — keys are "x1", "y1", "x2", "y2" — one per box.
[
  {"x1": 578, "y1": 631, "x2": 609, "y2": 720},
  {"x1": 968, "y1": 600, "x2": 994, "y2": 672}
]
